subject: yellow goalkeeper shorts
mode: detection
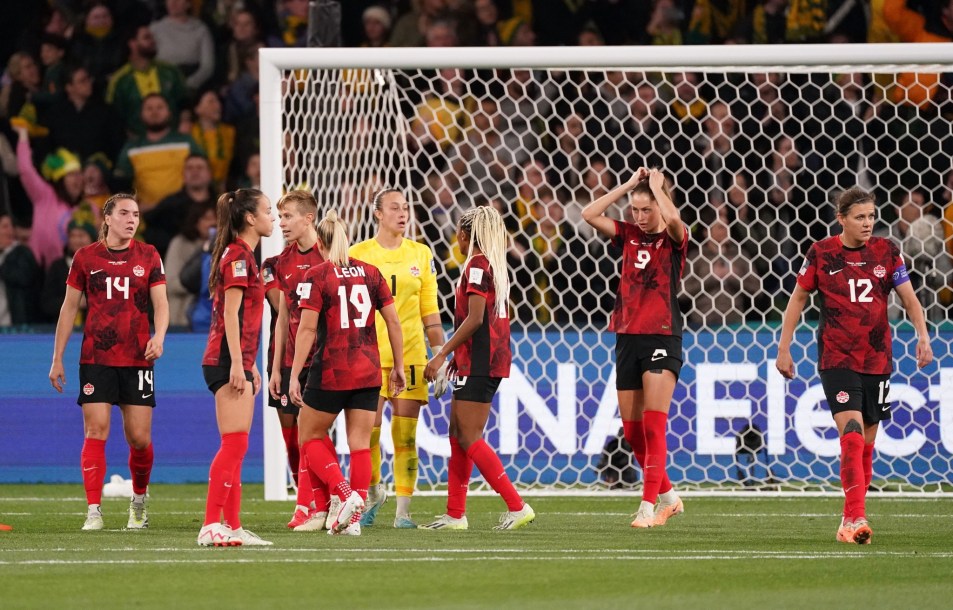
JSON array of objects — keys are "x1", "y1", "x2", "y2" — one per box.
[{"x1": 380, "y1": 364, "x2": 428, "y2": 402}]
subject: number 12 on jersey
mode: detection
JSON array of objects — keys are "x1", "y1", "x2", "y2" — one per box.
[{"x1": 337, "y1": 284, "x2": 372, "y2": 328}]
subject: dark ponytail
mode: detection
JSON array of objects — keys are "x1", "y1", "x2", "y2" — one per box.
[{"x1": 208, "y1": 188, "x2": 264, "y2": 292}]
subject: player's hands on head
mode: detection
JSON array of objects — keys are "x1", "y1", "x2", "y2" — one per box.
[
  {"x1": 775, "y1": 350, "x2": 795, "y2": 380},
  {"x1": 229, "y1": 362, "x2": 246, "y2": 394},
  {"x1": 916, "y1": 338, "x2": 933, "y2": 369},
  {"x1": 388, "y1": 368, "x2": 406, "y2": 398},
  {"x1": 144, "y1": 338, "x2": 163, "y2": 361},
  {"x1": 268, "y1": 371, "x2": 282, "y2": 400},
  {"x1": 630, "y1": 167, "x2": 649, "y2": 186},
  {"x1": 49, "y1": 361, "x2": 65, "y2": 393},
  {"x1": 648, "y1": 168, "x2": 665, "y2": 191}
]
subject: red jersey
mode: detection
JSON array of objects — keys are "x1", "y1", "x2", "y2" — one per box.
[
  {"x1": 66, "y1": 241, "x2": 165, "y2": 367},
  {"x1": 299, "y1": 258, "x2": 393, "y2": 390},
  {"x1": 610, "y1": 220, "x2": 688, "y2": 336},
  {"x1": 202, "y1": 239, "x2": 263, "y2": 371},
  {"x1": 797, "y1": 235, "x2": 909, "y2": 375},
  {"x1": 275, "y1": 243, "x2": 324, "y2": 368},
  {"x1": 453, "y1": 255, "x2": 511, "y2": 378},
  {"x1": 261, "y1": 253, "x2": 280, "y2": 374}
]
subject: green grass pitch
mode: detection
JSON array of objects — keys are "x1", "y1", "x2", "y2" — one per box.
[{"x1": 1, "y1": 485, "x2": 950, "y2": 609}]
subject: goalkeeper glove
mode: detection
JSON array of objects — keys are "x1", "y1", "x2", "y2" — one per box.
[{"x1": 432, "y1": 360, "x2": 450, "y2": 398}]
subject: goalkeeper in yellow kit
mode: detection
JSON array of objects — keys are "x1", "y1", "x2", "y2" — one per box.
[{"x1": 348, "y1": 188, "x2": 446, "y2": 528}]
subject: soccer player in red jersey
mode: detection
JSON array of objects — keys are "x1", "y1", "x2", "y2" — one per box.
[
  {"x1": 265, "y1": 190, "x2": 329, "y2": 529},
  {"x1": 49, "y1": 193, "x2": 169, "y2": 531},
  {"x1": 421, "y1": 206, "x2": 536, "y2": 531},
  {"x1": 777, "y1": 187, "x2": 933, "y2": 545},
  {"x1": 197, "y1": 188, "x2": 274, "y2": 547},
  {"x1": 582, "y1": 167, "x2": 687, "y2": 529},
  {"x1": 288, "y1": 210, "x2": 406, "y2": 535}
]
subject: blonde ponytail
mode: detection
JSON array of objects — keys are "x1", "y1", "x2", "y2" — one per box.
[
  {"x1": 316, "y1": 209, "x2": 350, "y2": 266},
  {"x1": 459, "y1": 206, "x2": 510, "y2": 318}
]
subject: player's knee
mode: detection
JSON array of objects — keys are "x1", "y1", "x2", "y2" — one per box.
[
  {"x1": 843, "y1": 419, "x2": 863, "y2": 437},
  {"x1": 127, "y1": 434, "x2": 151, "y2": 450},
  {"x1": 84, "y1": 428, "x2": 109, "y2": 440}
]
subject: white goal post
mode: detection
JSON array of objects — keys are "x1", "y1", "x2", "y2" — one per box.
[{"x1": 259, "y1": 43, "x2": 953, "y2": 500}]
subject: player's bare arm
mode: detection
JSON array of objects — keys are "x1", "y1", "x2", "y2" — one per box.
[
  {"x1": 581, "y1": 169, "x2": 642, "y2": 238},
  {"x1": 776, "y1": 285, "x2": 810, "y2": 380},
  {"x1": 223, "y1": 287, "x2": 246, "y2": 394},
  {"x1": 269, "y1": 297, "x2": 290, "y2": 399},
  {"x1": 894, "y1": 281, "x2": 934, "y2": 369},
  {"x1": 288, "y1": 308, "x2": 317, "y2": 407},
  {"x1": 649, "y1": 169, "x2": 685, "y2": 245},
  {"x1": 50, "y1": 286, "x2": 83, "y2": 392},
  {"x1": 381, "y1": 303, "x2": 406, "y2": 397},
  {"x1": 425, "y1": 294, "x2": 486, "y2": 382},
  {"x1": 144, "y1": 283, "x2": 169, "y2": 361}
]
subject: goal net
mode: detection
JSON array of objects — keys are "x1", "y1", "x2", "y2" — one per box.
[{"x1": 259, "y1": 45, "x2": 953, "y2": 498}]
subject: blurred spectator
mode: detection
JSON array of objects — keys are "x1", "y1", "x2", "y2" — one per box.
[
  {"x1": 361, "y1": 5, "x2": 393, "y2": 47},
  {"x1": 687, "y1": 0, "x2": 746, "y2": 45},
  {"x1": 391, "y1": 0, "x2": 451, "y2": 47},
  {"x1": 15, "y1": 126, "x2": 83, "y2": 269},
  {"x1": 578, "y1": 23, "x2": 605, "y2": 46},
  {"x1": 35, "y1": 33, "x2": 68, "y2": 108},
  {"x1": 223, "y1": 43, "x2": 261, "y2": 124},
  {"x1": 39, "y1": 65, "x2": 125, "y2": 163},
  {"x1": 0, "y1": 52, "x2": 41, "y2": 120},
  {"x1": 409, "y1": 68, "x2": 473, "y2": 151},
  {"x1": 532, "y1": 0, "x2": 585, "y2": 45},
  {"x1": 230, "y1": 88, "x2": 259, "y2": 186},
  {"x1": 106, "y1": 25, "x2": 188, "y2": 136},
  {"x1": 144, "y1": 154, "x2": 215, "y2": 258},
  {"x1": 474, "y1": 0, "x2": 501, "y2": 46},
  {"x1": 527, "y1": 188, "x2": 583, "y2": 323},
  {"x1": 647, "y1": 0, "x2": 684, "y2": 45},
  {"x1": 80, "y1": 153, "x2": 113, "y2": 214},
  {"x1": 190, "y1": 89, "x2": 234, "y2": 190},
  {"x1": 236, "y1": 152, "x2": 260, "y2": 189},
  {"x1": 113, "y1": 93, "x2": 204, "y2": 210},
  {"x1": 179, "y1": 227, "x2": 215, "y2": 331},
  {"x1": 497, "y1": 69, "x2": 549, "y2": 161},
  {"x1": 224, "y1": 9, "x2": 262, "y2": 83},
  {"x1": 749, "y1": 0, "x2": 789, "y2": 44},
  {"x1": 69, "y1": 2, "x2": 125, "y2": 94},
  {"x1": 151, "y1": 0, "x2": 216, "y2": 92},
  {"x1": 268, "y1": 0, "x2": 310, "y2": 48},
  {"x1": 0, "y1": 211, "x2": 39, "y2": 326},
  {"x1": 497, "y1": 17, "x2": 536, "y2": 46},
  {"x1": 40, "y1": 219, "x2": 95, "y2": 324},
  {"x1": 682, "y1": 218, "x2": 759, "y2": 326},
  {"x1": 882, "y1": 0, "x2": 952, "y2": 108},
  {"x1": 448, "y1": 98, "x2": 516, "y2": 198},
  {"x1": 165, "y1": 198, "x2": 216, "y2": 328},
  {"x1": 425, "y1": 18, "x2": 460, "y2": 47}
]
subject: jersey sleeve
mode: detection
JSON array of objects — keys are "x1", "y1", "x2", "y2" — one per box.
[
  {"x1": 65, "y1": 250, "x2": 86, "y2": 292},
  {"x1": 888, "y1": 239, "x2": 911, "y2": 287},
  {"x1": 464, "y1": 257, "x2": 492, "y2": 299},
  {"x1": 795, "y1": 244, "x2": 818, "y2": 292},
  {"x1": 298, "y1": 271, "x2": 323, "y2": 312},
  {"x1": 419, "y1": 247, "x2": 440, "y2": 318},
  {"x1": 148, "y1": 246, "x2": 166, "y2": 287},
  {"x1": 610, "y1": 219, "x2": 633, "y2": 248},
  {"x1": 261, "y1": 256, "x2": 278, "y2": 292},
  {"x1": 222, "y1": 250, "x2": 251, "y2": 290}
]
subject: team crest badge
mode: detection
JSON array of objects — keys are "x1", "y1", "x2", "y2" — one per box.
[
  {"x1": 655, "y1": 239, "x2": 663, "y2": 249},
  {"x1": 873, "y1": 265, "x2": 886, "y2": 278},
  {"x1": 410, "y1": 265, "x2": 420, "y2": 277},
  {"x1": 83, "y1": 383, "x2": 95, "y2": 396},
  {"x1": 133, "y1": 265, "x2": 145, "y2": 277},
  {"x1": 281, "y1": 395, "x2": 288, "y2": 407},
  {"x1": 836, "y1": 391, "x2": 849, "y2": 404}
]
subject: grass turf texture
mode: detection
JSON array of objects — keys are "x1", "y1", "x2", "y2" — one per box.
[{"x1": 0, "y1": 485, "x2": 950, "y2": 609}]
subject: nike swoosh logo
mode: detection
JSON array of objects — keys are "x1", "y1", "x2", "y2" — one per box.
[
  {"x1": 828, "y1": 269, "x2": 843, "y2": 275},
  {"x1": 882, "y1": 406, "x2": 890, "y2": 411},
  {"x1": 651, "y1": 355, "x2": 664, "y2": 361},
  {"x1": 224, "y1": 482, "x2": 232, "y2": 488},
  {"x1": 83, "y1": 466, "x2": 97, "y2": 471},
  {"x1": 142, "y1": 393, "x2": 152, "y2": 399},
  {"x1": 845, "y1": 485, "x2": 858, "y2": 493},
  {"x1": 285, "y1": 274, "x2": 292, "y2": 279},
  {"x1": 90, "y1": 269, "x2": 104, "y2": 275}
]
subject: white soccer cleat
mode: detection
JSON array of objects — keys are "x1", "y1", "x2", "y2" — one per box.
[
  {"x1": 328, "y1": 491, "x2": 364, "y2": 534},
  {"x1": 324, "y1": 496, "x2": 342, "y2": 530},
  {"x1": 293, "y1": 511, "x2": 329, "y2": 532},
  {"x1": 126, "y1": 498, "x2": 148, "y2": 529},
  {"x1": 360, "y1": 483, "x2": 388, "y2": 526},
  {"x1": 653, "y1": 494, "x2": 684, "y2": 527},
  {"x1": 82, "y1": 505, "x2": 103, "y2": 531},
  {"x1": 419, "y1": 514, "x2": 468, "y2": 530},
  {"x1": 631, "y1": 502, "x2": 655, "y2": 528},
  {"x1": 328, "y1": 519, "x2": 361, "y2": 536},
  {"x1": 197, "y1": 522, "x2": 242, "y2": 547},
  {"x1": 493, "y1": 503, "x2": 536, "y2": 530},
  {"x1": 231, "y1": 527, "x2": 273, "y2": 546}
]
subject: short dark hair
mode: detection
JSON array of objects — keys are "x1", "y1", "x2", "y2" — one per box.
[{"x1": 835, "y1": 187, "x2": 875, "y2": 216}]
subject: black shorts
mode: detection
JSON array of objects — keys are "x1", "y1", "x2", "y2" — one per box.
[
  {"x1": 77, "y1": 364, "x2": 156, "y2": 407},
  {"x1": 301, "y1": 386, "x2": 379, "y2": 414},
  {"x1": 820, "y1": 368, "x2": 892, "y2": 424},
  {"x1": 268, "y1": 367, "x2": 304, "y2": 415},
  {"x1": 202, "y1": 365, "x2": 254, "y2": 395},
  {"x1": 615, "y1": 334, "x2": 682, "y2": 390},
  {"x1": 452, "y1": 375, "x2": 503, "y2": 403}
]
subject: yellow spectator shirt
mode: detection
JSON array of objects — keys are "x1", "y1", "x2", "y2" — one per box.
[{"x1": 348, "y1": 237, "x2": 439, "y2": 367}]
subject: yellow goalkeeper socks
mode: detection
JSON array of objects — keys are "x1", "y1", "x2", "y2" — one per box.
[
  {"x1": 391, "y1": 416, "x2": 419, "y2": 498},
  {"x1": 370, "y1": 426, "x2": 382, "y2": 486}
]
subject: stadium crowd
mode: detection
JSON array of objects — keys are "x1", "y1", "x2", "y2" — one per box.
[{"x1": 0, "y1": 0, "x2": 951, "y2": 329}]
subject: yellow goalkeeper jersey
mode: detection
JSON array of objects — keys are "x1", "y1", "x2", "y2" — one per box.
[{"x1": 348, "y1": 237, "x2": 439, "y2": 367}]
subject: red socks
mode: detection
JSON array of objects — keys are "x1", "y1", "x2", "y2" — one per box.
[
  {"x1": 204, "y1": 432, "x2": 249, "y2": 526},
  {"x1": 641, "y1": 411, "x2": 670, "y2": 504},
  {"x1": 295, "y1": 450, "x2": 315, "y2": 508},
  {"x1": 81, "y1": 438, "x2": 107, "y2": 505},
  {"x1": 467, "y1": 439, "x2": 523, "y2": 511},
  {"x1": 128, "y1": 443, "x2": 154, "y2": 496},
  {"x1": 447, "y1": 437, "x2": 472, "y2": 519},
  {"x1": 223, "y1": 463, "x2": 243, "y2": 529},
  {"x1": 863, "y1": 442, "x2": 875, "y2": 491},
  {"x1": 350, "y1": 449, "x2": 371, "y2": 501},
  {"x1": 303, "y1": 438, "x2": 348, "y2": 500},
  {"x1": 623, "y1": 418, "x2": 673, "y2": 496},
  {"x1": 840, "y1": 433, "x2": 866, "y2": 520},
  {"x1": 282, "y1": 425, "x2": 300, "y2": 485}
]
